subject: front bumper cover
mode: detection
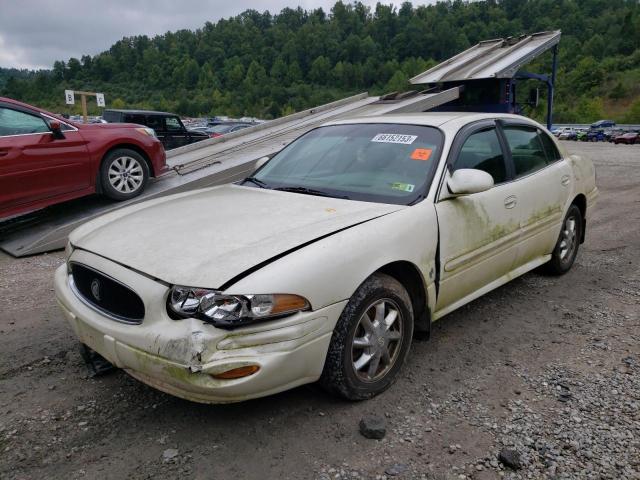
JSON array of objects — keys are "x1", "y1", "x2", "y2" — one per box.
[{"x1": 54, "y1": 249, "x2": 346, "y2": 403}]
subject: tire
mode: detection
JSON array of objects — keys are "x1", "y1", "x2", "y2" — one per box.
[
  {"x1": 544, "y1": 204, "x2": 583, "y2": 275},
  {"x1": 319, "y1": 273, "x2": 414, "y2": 401},
  {"x1": 100, "y1": 149, "x2": 149, "y2": 201}
]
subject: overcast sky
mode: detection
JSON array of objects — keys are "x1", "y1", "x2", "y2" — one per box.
[{"x1": 0, "y1": 0, "x2": 437, "y2": 70}]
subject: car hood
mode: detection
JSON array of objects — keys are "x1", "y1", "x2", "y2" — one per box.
[{"x1": 71, "y1": 184, "x2": 404, "y2": 288}]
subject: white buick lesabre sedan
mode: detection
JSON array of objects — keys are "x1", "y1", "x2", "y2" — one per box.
[{"x1": 54, "y1": 112, "x2": 597, "y2": 403}]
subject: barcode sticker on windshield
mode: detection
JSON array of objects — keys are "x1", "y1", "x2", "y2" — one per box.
[{"x1": 371, "y1": 133, "x2": 417, "y2": 145}]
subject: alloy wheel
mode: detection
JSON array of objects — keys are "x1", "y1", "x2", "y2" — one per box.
[
  {"x1": 559, "y1": 215, "x2": 577, "y2": 262},
  {"x1": 108, "y1": 156, "x2": 144, "y2": 194},
  {"x1": 350, "y1": 298, "x2": 404, "y2": 382}
]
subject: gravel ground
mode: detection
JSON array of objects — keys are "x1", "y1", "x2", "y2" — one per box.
[{"x1": 0, "y1": 141, "x2": 638, "y2": 480}]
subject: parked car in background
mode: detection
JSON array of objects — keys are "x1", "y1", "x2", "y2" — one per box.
[
  {"x1": 613, "y1": 132, "x2": 639, "y2": 144},
  {"x1": 187, "y1": 126, "x2": 209, "y2": 135},
  {"x1": 586, "y1": 130, "x2": 605, "y2": 142},
  {"x1": 603, "y1": 129, "x2": 622, "y2": 142},
  {"x1": 55, "y1": 112, "x2": 597, "y2": 404},
  {"x1": 0, "y1": 97, "x2": 167, "y2": 220},
  {"x1": 103, "y1": 109, "x2": 209, "y2": 150},
  {"x1": 553, "y1": 127, "x2": 573, "y2": 137},
  {"x1": 206, "y1": 116, "x2": 231, "y2": 127},
  {"x1": 206, "y1": 122, "x2": 254, "y2": 138},
  {"x1": 558, "y1": 129, "x2": 577, "y2": 140},
  {"x1": 591, "y1": 119, "x2": 616, "y2": 129}
]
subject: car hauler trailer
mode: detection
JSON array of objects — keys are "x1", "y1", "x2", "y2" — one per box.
[
  {"x1": 410, "y1": 30, "x2": 561, "y2": 129},
  {"x1": 0, "y1": 30, "x2": 561, "y2": 257}
]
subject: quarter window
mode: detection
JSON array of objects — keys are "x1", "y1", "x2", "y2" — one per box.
[
  {"x1": 0, "y1": 108, "x2": 49, "y2": 136},
  {"x1": 503, "y1": 126, "x2": 548, "y2": 178},
  {"x1": 538, "y1": 129, "x2": 562, "y2": 162},
  {"x1": 454, "y1": 128, "x2": 507, "y2": 184}
]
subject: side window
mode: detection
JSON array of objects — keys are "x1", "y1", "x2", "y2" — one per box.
[
  {"x1": 0, "y1": 107, "x2": 49, "y2": 136},
  {"x1": 503, "y1": 126, "x2": 547, "y2": 178},
  {"x1": 124, "y1": 114, "x2": 146, "y2": 125},
  {"x1": 165, "y1": 117, "x2": 183, "y2": 131},
  {"x1": 145, "y1": 115, "x2": 162, "y2": 130},
  {"x1": 454, "y1": 128, "x2": 507, "y2": 184},
  {"x1": 538, "y1": 129, "x2": 562, "y2": 163}
]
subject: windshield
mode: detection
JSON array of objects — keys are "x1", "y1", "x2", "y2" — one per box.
[{"x1": 247, "y1": 123, "x2": 443, "y2": 205}]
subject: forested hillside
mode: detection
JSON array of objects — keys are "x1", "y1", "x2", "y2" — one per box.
[{"x1": 2, "y1": 0, "x2": 639, "y2": 122}]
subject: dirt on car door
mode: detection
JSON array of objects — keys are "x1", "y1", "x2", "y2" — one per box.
[
  {"x1": 433, "y1": 124, "x2": 521, "y2": 317},
  {"x1": 499, "y1": 124, "x2": 573, "y2": 268}
]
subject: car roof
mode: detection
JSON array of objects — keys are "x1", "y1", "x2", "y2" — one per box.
[
  {"x1": 104, "y1": 109, "x2": 177, "y2": 116},
  {"x1": 323, "y1": 112, "x2": 541, "y2": 130}
]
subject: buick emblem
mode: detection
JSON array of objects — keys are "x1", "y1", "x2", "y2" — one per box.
[{"x1": 90, "y1": 278, "x2": 102, "y2": 301}]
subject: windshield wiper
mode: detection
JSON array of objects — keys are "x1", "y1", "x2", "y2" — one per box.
[
  {"x1": 273, "y1": 186, "x2": 350, "y2": 200},
  {"x1": 243, "y1": 177, "x2": 268, "y2": 188}
]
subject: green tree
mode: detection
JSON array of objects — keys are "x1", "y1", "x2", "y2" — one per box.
[
  {"x1": 622, "y1": 98, "x2": 640, "y2": 123},
  {"x1": 309, "y1": 56, "x2": 331, "y2": 84}
]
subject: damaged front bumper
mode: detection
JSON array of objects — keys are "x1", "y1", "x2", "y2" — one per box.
[{"x1": 54, "y1": 249, "x2": 346, "y2": 404}]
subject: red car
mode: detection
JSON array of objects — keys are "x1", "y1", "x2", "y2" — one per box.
[
  {"x1": 613, "y1": 132, "x2": 639, "y2": 145},
  {"x1": 0, "y1": 97, "x2": 167, "y2": 220}
]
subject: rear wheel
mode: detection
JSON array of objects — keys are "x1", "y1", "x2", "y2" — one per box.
[
  {"x1": 544, "y1": 204, "x2": 583, "y2": 275},
  {"x1": 100, "y1": 149, "x2": 149, "y2": 201},
  {"x1": 320, "y1": 273, "x2": 413, "y2": 400}
]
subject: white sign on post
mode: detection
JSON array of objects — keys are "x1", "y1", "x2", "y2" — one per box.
[
  {"x1": 64, "y1": 90, "x2": 75, "y2": 105},
  {"x1": 96, "y1": 93, "x2": 105, "y2": 107}
]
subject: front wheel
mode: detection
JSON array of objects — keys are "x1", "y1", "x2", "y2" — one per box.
[
  {"x1": 544, "y1": 204, "x2": 583, "y2": 275},
  {"x1": 320, "y1": 273, "x2": 413, "y2": 401},
  {"x1": 100, "y1": 149, "x2": 149, "y2": 201}
]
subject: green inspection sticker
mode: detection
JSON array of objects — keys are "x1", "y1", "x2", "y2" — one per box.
[{"x1": 391, "y1": 182, "x2": 415, "y2": 192}]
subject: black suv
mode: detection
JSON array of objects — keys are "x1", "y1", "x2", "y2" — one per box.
[{"x1": 103, "y1": 109, "x2": 208, "y2": 150}]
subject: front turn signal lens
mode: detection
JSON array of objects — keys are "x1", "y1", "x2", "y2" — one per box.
[
  {"x1": 211, "y1": 365, "x2": 260, "y2": 379},
  {"x1": 270, "y1": 294, "x2": 309, "y2": 315}
]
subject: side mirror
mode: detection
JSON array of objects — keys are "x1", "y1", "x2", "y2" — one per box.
[
  {"x1": 49, "y1": 120, "x2": 65, "y2": 139},
  {"x1": 254, "y1": 156, "x2": 270, "y2": 171},
  {"x1": 447, "y1": 168, "x2": 494, "y2": 196}
]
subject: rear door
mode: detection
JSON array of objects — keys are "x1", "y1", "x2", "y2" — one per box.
[
  {"x1": 0, "y1": 105, "x2": 91, "y2": 215},
  {"x1": 498, "y1": 122, "x2": 572, "y2": 267},
  {"x1": 435, "y1": 121, "x2": 521, "y2": 313}
]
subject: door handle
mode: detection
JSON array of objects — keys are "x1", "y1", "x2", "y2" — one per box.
[
  {"x1": 561, "y1": 174, "x2": 571, "y2": 186},
  {"x1": 0, "y1": 150, "x2": 8, "y2": 157},
  {"x1": 504, "y1": 195, "x2": 517, "y2": 209}
]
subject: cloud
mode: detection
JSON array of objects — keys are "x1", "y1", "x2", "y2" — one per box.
[{"x1": 0, "y1": 0, "x2": 436, "y2": 69}]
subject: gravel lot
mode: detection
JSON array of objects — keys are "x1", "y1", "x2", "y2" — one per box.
[{"x1": 0, "y1": 141, "x2": 638, "y2": 480}]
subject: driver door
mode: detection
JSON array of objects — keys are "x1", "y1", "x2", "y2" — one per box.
[
  {"x1": 0, "y1": 106, "x2": 90, "y2": 214},
  {"x1": 434, "y1": 122, "x2": 521, "y2": 314}
]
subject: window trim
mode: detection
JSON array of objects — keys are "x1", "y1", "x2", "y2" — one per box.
[{"x1": 41, "y1": 113, "x2": 78, "y2": 133}]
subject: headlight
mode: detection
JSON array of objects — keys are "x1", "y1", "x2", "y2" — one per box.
[
  {"x1": 167, "y1": 286, "x2": 309, "y2": 328},
  {"x1": 135, "y1": 127, "x2": 157, "y2": 138}
]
